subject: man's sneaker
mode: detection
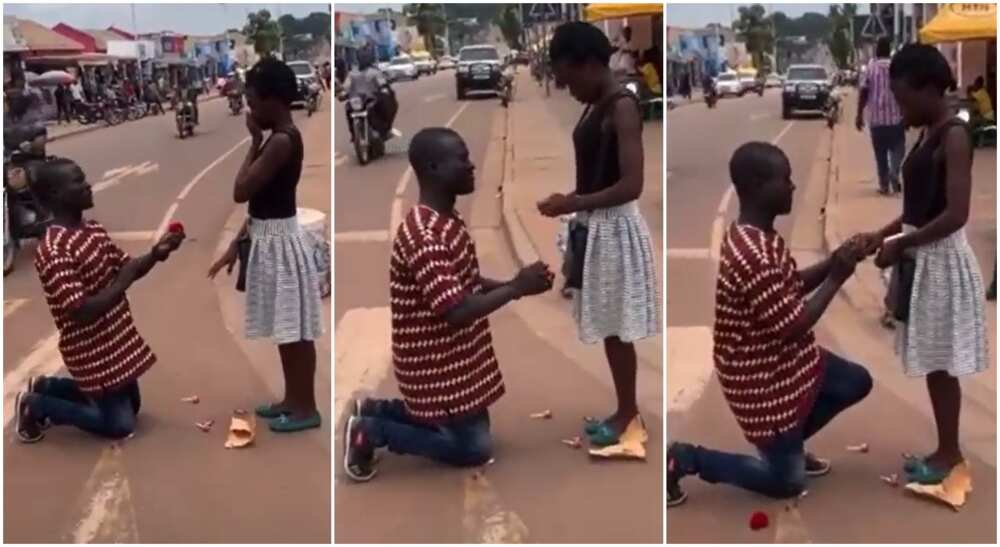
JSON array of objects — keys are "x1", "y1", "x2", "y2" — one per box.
[
  {"x1": 26, "y1": 376, "x2": 52, "y2": 430},
  {"x1": 14, "y1": 392, "x2": 44, "y2": 443},
  {"x1": 805, "y1": 452, "x2": 831, "y2": 477},
  {"x1": 666, "y1": 442, "x2": 689, "y2": 508},
  {"x1": 343, "y1": 416, "x2": 377, "y2": 482}
]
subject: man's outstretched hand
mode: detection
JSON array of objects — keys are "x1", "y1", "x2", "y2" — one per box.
[
  {"x1": 830, "y1": 240, "x2": 864, "y2": 282},
  {"x1": 511, "y1": 261, "x2": 554, "y2": 297}
]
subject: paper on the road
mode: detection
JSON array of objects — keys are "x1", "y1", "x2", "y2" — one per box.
[
  {"x1": 904, "y1": 461, "x2": 973, "y2": 511},
  {"x1": 224, "y1": 410, "x2": 256, "y2": 449}
]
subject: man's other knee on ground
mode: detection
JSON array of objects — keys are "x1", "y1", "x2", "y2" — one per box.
[
  {"x1": 449, "y1": 434, "x2": 493, "y2": 467},
  {"x1": 103, "y1": 413, "x2": 137, "y2": 439}
]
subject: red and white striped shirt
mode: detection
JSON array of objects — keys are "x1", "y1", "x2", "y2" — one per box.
[
  {"x1": 34, "y1": 221, "x2": 155, "y2": 395},
  {"x1": 713, "y1": 224, "x2": 824, "y2": 447},
  {"x1": 860, "y1": 58, "x2": 903, "y2": 127},
  {"x1": 389, "y1": 205, "x2": 504, "y2": 422}
]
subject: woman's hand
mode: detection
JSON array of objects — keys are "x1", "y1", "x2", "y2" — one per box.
[
  {"x1": 208, "y1": 242, "x2": 239, "y2": 279},
  {"x1": 537, "y1": 193, "x2": 576, "y2": 217},
  {"x1": 874, "y1": 236, "x2": 904, "y2": 269},
  {"x1": 245, "y1": 112, "x2": 263, "y2": 142}
]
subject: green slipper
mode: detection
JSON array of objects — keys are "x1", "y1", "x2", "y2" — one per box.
[
  {"x1": 905, "y1": 459, "x2": 951, "y2": 485},
  {"x1": 583, "y1": 416, "x2": 606, "y2": 436},
  {"x1": 902, "y1": 453, "x2": 929, "y2": 473},
  {"x1": 269, "y1": 413, "x2": 322, "y2": 433},
  {"x1": 587, "y1": 422, "x2": 622, "y2": 447},
  {"x1": 255, "y1": 403, "x2": 289, "y2": 419}
]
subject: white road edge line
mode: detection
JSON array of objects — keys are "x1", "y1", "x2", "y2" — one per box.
[
  {"x1": 334, "y1": 230, "x2": 390, "y2": 243},
  {"x1": 177, "y1": 136, "x2": 251, "y2": 201},
  {"x1": 4, "y1": 298, "x2": 28, "y2": 318},
  {"x1": 388, "y1": 102, "x2": 471, "y2": 233}
]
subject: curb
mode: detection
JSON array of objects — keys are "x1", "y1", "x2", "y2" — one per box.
[
  {"x1": 48, "y1": 94, "x2": 226, "y2": 143},
  {"x1": 498, "y1": 88, "x2": 541, "y2": 268}
]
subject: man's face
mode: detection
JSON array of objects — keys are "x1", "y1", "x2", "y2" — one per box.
[
  {"x1": 752, "y1": 156, "x2": 795, "y2": 216},
  {"x1": 52, "y1": 164, "x2": 94, "y2": 212},
  {"x1": 435, "y1": 136, "x2": 476, "y2": 196}
]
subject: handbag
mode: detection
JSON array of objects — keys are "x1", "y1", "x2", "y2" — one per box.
[
  {"x1": 235, "y1": 234, "x2": 251, "y2": 293},
  {"x1": 885, "y1": 256, "x2": 916, "y2": 322}
]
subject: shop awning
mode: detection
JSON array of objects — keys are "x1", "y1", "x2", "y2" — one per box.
[
  {"x1": 920, "y1": 3, "x2": 996, "y2": 44},
  {"x1": 25, "y1": 53, "x2": 120, "y2": 66},
  {"x1": 584, "y1": 3, "x2": 663, "y2": 23}
]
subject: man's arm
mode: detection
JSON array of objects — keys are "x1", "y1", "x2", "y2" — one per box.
[
  {"x1": 479, "y1": 276, "x2": 509, "y2": 292},
  {"x1": 798, "y1": 257, "x2": 832, "y2": 294},
  {"x1": 443, "y1": 284, "x2": 524, "y2": 328}
]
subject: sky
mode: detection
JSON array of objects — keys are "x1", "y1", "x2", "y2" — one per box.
[
  {"x1": 4, "y1": 3, "x2": 329, "y2": 35},
  {"x1": 667, "y1": 3, "x2": 871, "y2": 28}
]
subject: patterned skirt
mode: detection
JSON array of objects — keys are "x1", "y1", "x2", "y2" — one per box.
[
  {"x1": 898, "y1": 226, "x2": 988, "y2": 377},
  {"x1": 573, "y1": 201, "x2": 660, "y2": 344},
  {"x1": 245, "y1": 216, "x2": 325, "y2": 344}
]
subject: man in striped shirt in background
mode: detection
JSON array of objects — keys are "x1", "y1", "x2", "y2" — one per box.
[
  {"x1": 14, "y1": 158, "x2": 184, "y2": 443},
  {"x1": 343, "y1": 128, "x2": 553, "y2": 482},
  {"x1": 666, "y1": 143, "x2": 874, "y2": 507},
  {"x1": 856, "y1": 37, "x2": 906, "y2": 195}
]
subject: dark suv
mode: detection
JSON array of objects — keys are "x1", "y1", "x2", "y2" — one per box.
[
  {"x1": 455, "y1": 45, "x2": 502, "y2": 100},
  {"x1": 782, "y1": 65, "x2": 831, "y2": 119}
]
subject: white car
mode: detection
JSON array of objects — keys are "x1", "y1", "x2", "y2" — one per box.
[
  {"x1": 714, "y1": 73, "x2": 742, "y2": 96},
  {"x1": 765, "y1": 73, "x2": 784, "y2": 88},
  {"x1": 412, "y1": 52, "x2": 436, "y2": 75},
  {"x1": 384, "y1": 56, "x2": 418, "y2": 81},
  {"x1": 437, "y1": 56, "x2": 457, "y2": 70}
]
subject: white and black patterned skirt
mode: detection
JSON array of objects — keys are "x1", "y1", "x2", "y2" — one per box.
[{"x1": 245, "y1": 216, "x2": 325, "y2": 344}]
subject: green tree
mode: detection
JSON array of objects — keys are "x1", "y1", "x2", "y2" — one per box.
[
  {"x1": 733, "y1": 4, "x2": 775, "y2": 71},
  {"x1": 404, "y1": 4, "x2": 446, "y2": 55},
  {"x1": 827, "y1": 5, "x2": 851, "y2": 69},
  {"x1": 496, "y1": 5, "x2": 522, "y2": 50},
  {"x1": 243, "y1": 9, "x2": 282, "y2": 58}
]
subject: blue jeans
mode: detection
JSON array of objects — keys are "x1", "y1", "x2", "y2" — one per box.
[
  {"x1": 870, "y1": 124, "x2": 906, "y2": 191},
  {"x1": 676, "y1": 350, "x2": 873, "y2": 498},
  {"x1": 26, "y1": 377, "x2": 141, "y2": 439},
  {"x1": 358, "y1": 399, "x2": 492, "y2": 467}
]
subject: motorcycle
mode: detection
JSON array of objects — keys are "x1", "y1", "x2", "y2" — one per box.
[
  {"x1": 825, "y1": 91, "x2": 841, "y2": 129},
  {"x1": 228, "y1": 92, "x2": 243, "y2": 115},
  {"x1": 499, "y1": 69, "x2": 515, "y2": 108},
  {"x1": 76, "y1": 99, "x2": 123, "y2": 126},
  {"x1": 175, "y1": 99, "x2": 196, "y2": 138},
  {"x1": 705, "y1": 88, "x2": 718, "y2": 109},
  {"x1": 3, "y1": 135, "x2": 53, "y2": 275},
  {"x1": 125, "y1": 98, "x2": 148, "y2": 121},
  {"x1": 340, "y1": 93, "x2": 385, "y2": 165},
  {"x1": 301, "y1": 80, "x2": 322, "y2": 117}
]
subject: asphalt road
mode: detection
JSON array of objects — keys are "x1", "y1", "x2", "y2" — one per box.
[
  {"x1": 4, "y1": 98, "x2": 331, "y2": 543},
  {"x1": 334, "y1": 70, "x2": 662, "y2": 543},
  {"x1": 666, "y1": 90, "x2": 996, "y2": 542}
]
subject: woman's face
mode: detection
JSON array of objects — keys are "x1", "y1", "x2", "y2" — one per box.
[
  {"x1": 246, "y1": 87, "x2": 273, "y2": 129},
  {"x1": 890, "y1": 77, "x2": 936, "y2": 127},
  {"x1": 553, "y1": 60, "x2": 600, "y2": 104}
]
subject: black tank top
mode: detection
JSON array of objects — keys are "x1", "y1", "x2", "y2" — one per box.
[
  {"x1": 901, "y1": 118, "x2": 971, "y2": 228},
  {"x1": 248, "y1": 126, "x2": 303, "y2": 219},
  {"x1": 573, "y1": 90, "x2": 640, "y2": 196}
]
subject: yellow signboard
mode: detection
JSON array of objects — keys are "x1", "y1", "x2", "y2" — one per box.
[{"x1": 920, "y1": 3, "x2": 997, "y2": 44}]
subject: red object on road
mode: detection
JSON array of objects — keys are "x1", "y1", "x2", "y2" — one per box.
[
  {"x1": 749, "y1": 511, "x2": 769, "y2": 530},
  {"x1": 168, "y1": 221, "x2": 185, "y2": 234}
]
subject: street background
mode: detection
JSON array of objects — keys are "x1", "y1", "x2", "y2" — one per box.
[
  {"x1": 3, "y1": 92, "x2": 332, "y2": 543},
  {"x1": 665, "y1": 86, "x2": 996, "y2": 543},
  {"x1": 333, "y1": 63, "x2": 663, "y2": 541}
]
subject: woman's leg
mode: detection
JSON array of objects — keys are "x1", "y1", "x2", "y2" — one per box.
[
  {"x1": 924, "y1": 371, "x2": 963, "y2": 469},
  {"x1": 604, "y1": 336, "x2": 639, "y2": 433},
  {"x1": 277, "y1": 340, "x2": 318, "y2": 419}
]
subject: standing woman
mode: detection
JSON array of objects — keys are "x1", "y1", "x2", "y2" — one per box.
[
  {"x1": 866, "y1": 44, "x2": 988, "y2": 483},
  {"x1": 209, "y1": 58, "x2": 324, "y2": 433},
  {"x1": 538, "y1": 22, "x2": 659, "y2": 446}
]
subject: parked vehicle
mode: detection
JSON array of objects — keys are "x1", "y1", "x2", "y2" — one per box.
[
  {"x1": 384, "y1": 56, "x2": 419, "y2": 81},
  {"x1": 76, "y1": 99, "x2": 123, "y2": 126},
  {"x1": 412, "y1": 52, "x2": 436, "y2": 76},
  {"x1": 714, "y1": 72, "x2": 742, "y2": 96},
  {"x1": 3, "y1": 125, "x2": 53, "y2": 275},
  {"x1": 765, "y1": 73, "x2": 784, "y2": 88},
  {"x1": 782, "y1": 64, "x2": 831, "y2": 119},
  {"x1": 288, "y1": 61, "x2": 322, "y2": 108},
  {"x1": 437, "y1": 56, "x2": 457, "y2": 70},
  {"x1": 455, "y1": 45, "x2": 503, "y2": 100}
]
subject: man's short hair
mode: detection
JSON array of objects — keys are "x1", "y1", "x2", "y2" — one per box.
[
  {"x1": 408, "y1": 127, "x2": 462, "y2": 177},
  {"x1": 33, "y1": 157, "x2": 79, "y2": 205},
  {"x1": 729, "y1": 142, "x2": 787, "y2": 194}
]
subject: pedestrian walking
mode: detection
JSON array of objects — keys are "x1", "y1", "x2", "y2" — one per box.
[
  {"x1": 666, "y1": 143, "x2": 872, "y2": 507},
  {"x1": 53, "y1": 84, "x2": 69, "y2": 124},
  {"x1": 856, "y1": 37, "x2": 906, "y2": 195},
  {"x1": 14, "y1": 158, "x2": 185, "y2": 443},
  {"x1": 209, "y1": 58, "x2": 324, "y2": 433},
  {"x1": 341, "y1": 128, "x2": 554, "y2": 482},
  {"x1": 865, "y1": 44, "x2": 989, "y2": 485},
  {"x1": 538, "y1": 22, "x2": 659, "y2": 447}
]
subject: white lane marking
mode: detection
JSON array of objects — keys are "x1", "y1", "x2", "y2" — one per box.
[
  {"x1": 666, "y1": 326, "x2": 715, "y2": 412},
  {"x1": 66, "y1": 444, "x2": 139, "y2": 543},
  {"x1": 423, "y1": 93, "x2": 445, "y2": 103},
  {"x1": 108, "y1": 231, "x2": 157, "y2": 242},
  {"x1": 3, "y1": 332, "x2": 62, "y2": 428},
  {"x1": 93, "y1": 162, "x2": 160, "y2": 193},
  {"x1": 750, "y1": 112, "x2": 769, "y2": 121},
  {"x1": 388, "y1": 102, "x2": 471, "y2": 233},
  {"x1": 4, "y1": 298, "x2": 28, "y2": 318},
  {"x1": 708, "y1": 121, "x2": 795, "y2": 259},
  {"x1": 334, "y1": 230, "x2": 390, "y2": 243},
  {"x1": 333, "y1": 307, "x2": 394, "y2": 428},
  {"x1": 176, "y1": 136, "x2": 251, "y2": 201},
  {"x1": 153, "y1": 202, "x2": 179, "y2": 241},
  {"x1": 335, "y1": 153, "x2": 348, "y2": 167}
]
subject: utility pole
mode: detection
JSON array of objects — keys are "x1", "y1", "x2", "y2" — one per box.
[{"x1": 131, "y1": 4, "x2": 143, "y2": 87}]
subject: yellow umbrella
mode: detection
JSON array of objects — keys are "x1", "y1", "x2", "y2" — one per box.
[
  {"x1": 584, "y1": 3, "x2": 663, "y2": 23},
  {"x1": 920, "y1": 3, "x2": 996, "y2": 44}
]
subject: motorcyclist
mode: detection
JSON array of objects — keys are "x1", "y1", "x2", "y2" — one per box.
[
  {"x1": 177, "y1": 75, "x2": 200, "y2": 125},
  {"x1": 343, "y1": 50, "x2": 400, "y2": 142},
  {"x1": 702, "y1": 73, "x2": 716, "y2": 98}
]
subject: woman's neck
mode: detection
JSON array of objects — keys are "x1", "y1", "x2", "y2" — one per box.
[
  {"x1": 926, "y1": 99, "x2": 952, "y2": 131},
  {"x1": 593, "y1": 73, "x2": 619, "y2": 105},
  {"x1": 271, "y1": 110, "x2": 294, "y2": 132}
]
